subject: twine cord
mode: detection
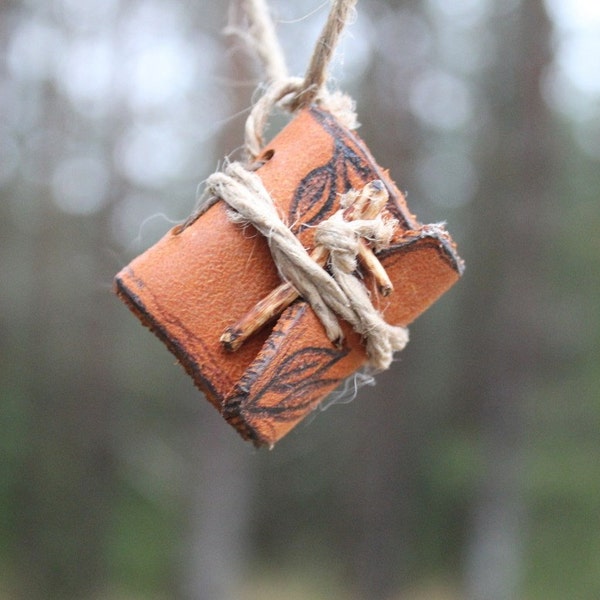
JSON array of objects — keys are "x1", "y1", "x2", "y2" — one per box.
[
  {"x1": 289, "y1": 0, "x2": 358, "y2": 111},
  {"x1": 238, "y1": 0, "x2": 359, "y2": 158},
  {"x1": 207, "y1": 163, "x2": 408, "y2": 371},
  {"x1": 234, "y1": 0, "x2": 289, "y2": 83},
  {"x1": 182, "y1": 0, "x2": 409, "y2": 370}
]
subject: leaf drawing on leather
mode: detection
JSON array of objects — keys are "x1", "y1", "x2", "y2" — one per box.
[
  {"x1": 290, "y1": 164, "x2": 336, "y2": 232},
  {"x1": 244, "y1": 345, "x2": 348, "y2": 421},
  {"x1": 289, "y1": 109, "x2": 374, "y2": 234},
  {"x1": 309, "y1": 107, "x2": 417, "y2": 229}
]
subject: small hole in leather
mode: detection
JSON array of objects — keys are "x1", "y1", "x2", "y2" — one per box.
[
  {"x1": 248, "y1": 148, "x2": 275, "y2": 171},
  {"x1": 260, "y1": 148, "x2": 275, "y2": 162}
]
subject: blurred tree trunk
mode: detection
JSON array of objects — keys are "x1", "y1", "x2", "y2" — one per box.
[
  {"x1": 178, "y1": 6, "x2": 255, "y2": 599},
  {"x1": 335, "y1": 2, "x2": 433, "y2": 597},
  {"x1": 459, "y1": 1, "x2": 555, "y2": 598},
  {"x1": 13, "y1": 89, "x2": 119, "y2": 598},
  {"x1": 179, "y1": 425, "x2": 253, "y2": 600}
]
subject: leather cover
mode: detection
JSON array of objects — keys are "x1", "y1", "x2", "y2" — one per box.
[{"x1": 114, "y1": 107, "x2": 464, "y2": 447}]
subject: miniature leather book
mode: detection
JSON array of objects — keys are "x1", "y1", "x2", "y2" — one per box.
[{"x1": 114, "y1": 107, "x2": 464, "y2": 447}]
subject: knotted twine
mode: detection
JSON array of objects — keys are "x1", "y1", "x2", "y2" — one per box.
[
  {"x1": 236, "y1": 0, "x2": 360, "y2": 157},
  {"x1": 183, "y1": 0, "x2": 408, "y2": 370}
]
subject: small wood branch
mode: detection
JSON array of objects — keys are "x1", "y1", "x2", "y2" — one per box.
[{"x1": 220, "y1": 180, "x2": 395, "y2": 352}]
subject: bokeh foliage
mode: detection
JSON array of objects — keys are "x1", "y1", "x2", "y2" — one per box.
[{"x1": 1, "y1": 1, "x2": 600, "y2": 599}]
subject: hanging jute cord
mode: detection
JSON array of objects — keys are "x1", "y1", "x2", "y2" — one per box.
[
  {"x1": 181, "y1": 0, "x2": 408, "y2": 370},
  {"x1": 208, "y1": 164, "x2": 409, "y2": 370},
  {"x1": 238, "y1": 0, "x2": 359, "y2": 158}
]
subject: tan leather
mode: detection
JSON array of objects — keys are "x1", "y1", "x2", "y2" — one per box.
[{"x1": 114, "y1": 107, "x2": 464, "y2": 447}]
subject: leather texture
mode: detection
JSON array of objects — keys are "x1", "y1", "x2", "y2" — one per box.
[{"x1": 114, "y1": 107, "x2": 464, "y2": 447}]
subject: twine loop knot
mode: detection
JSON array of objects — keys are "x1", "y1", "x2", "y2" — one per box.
[{"x1": 234, "y1": 0, "x2": 359, "y2": 159}]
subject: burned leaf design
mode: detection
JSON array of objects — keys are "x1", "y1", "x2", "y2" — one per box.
[
  {"x1": 289, "y1": 108, "x2": 375, "y2": 234},
  {"x1": 244, "y1": 344, "x2": 349, "y2": 422},
  {"x1": 309, "y1": 107, "x2": 416, "y2": 229},
  {"x1": 290, "y1": 163, "x2": 337, "y2": 233}
]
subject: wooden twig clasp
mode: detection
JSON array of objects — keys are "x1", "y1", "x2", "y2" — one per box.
[{"x1": 220, "y1": 179, "x2": 394, "y2": 352}]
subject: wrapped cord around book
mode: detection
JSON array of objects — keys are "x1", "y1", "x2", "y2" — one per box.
[{"x1": 206, "y1": 163, "x2": 408, "y2": 370}]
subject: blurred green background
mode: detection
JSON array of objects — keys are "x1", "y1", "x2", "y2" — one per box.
[{"x1": 2, "y1": 0, "x2": 600, "y2": 598}]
